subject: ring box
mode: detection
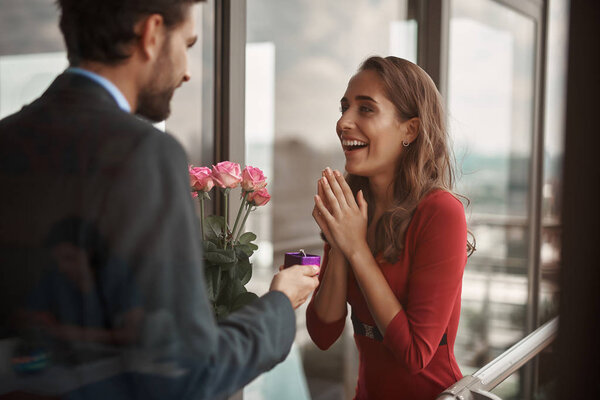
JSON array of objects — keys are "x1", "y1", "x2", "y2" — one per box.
[{"x1": 284, "y1": 250, "x2": 321, "y2": 269}]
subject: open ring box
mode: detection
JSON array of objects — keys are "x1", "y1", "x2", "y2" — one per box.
[{"x1": 284, "y1": 249, "x2": 321, "y2": 269}]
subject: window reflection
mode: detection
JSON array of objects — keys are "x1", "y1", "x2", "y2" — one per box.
[
  {"x1": 165, "y1": 0, "x2": 214, "y2": 166},
  {"x1": 448, "y1": 0, "x2": 536, "y2": 398}
]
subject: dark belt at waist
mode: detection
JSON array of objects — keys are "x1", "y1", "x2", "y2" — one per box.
[{"x1": 351, "y1": 312, "x2": 448, "y2": 346}]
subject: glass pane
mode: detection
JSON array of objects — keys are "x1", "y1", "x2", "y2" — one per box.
[
  {"x1": 245, "y1": 0, "x2": 417, "y2": 398},
  {"x1": 448, "y1": 1, "x2": 536, "y2": 399},
  {"x1": 0, "y1": 1, "x2": 66, "y2": 119},
  {"x1": 537, "y1": 0, "x2": 569, "y2": 398},
  {"x1": 165, "y1": 1, "x2": 214, "y2": 165},
  {"x1": 0, "y1": 0, "x2": 213, "y2": 165}
]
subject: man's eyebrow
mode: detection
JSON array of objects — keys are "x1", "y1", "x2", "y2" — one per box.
[{"x1": 187, "y1": 35, "x2": 198, "y2": 47}]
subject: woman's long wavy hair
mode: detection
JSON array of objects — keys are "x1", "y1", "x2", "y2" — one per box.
[{"x1": 346, "y1": 56, "x2": 474, "y2": 262}]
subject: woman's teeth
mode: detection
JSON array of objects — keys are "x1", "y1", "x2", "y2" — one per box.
[{"x1": 342, "y1": 139, "x2": 368, "y2": 151}]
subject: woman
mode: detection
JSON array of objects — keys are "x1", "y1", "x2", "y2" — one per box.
[{"x1": 306, "y1": 56, "x2": 472, "y2": 400}]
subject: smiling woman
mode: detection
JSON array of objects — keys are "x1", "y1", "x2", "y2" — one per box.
[{"x1": 307, "y1": 56, "x2": 471, "y2": 400}]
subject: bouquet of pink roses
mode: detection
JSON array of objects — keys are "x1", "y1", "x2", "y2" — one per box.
[{"x1": 189, "y1": 161, "x2": 270, "y2": 319}]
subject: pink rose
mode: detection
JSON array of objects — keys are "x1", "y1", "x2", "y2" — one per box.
[
  {"x1": 211, "y1": 161, "x2": 242, "y2": 189},
  {"x1": 189, "y1": 165, "x2": 214, "y2": 192},
  {"x1": 241, "y1": 166, "x2": 267, "y2": 192},
  {"x1": 191, "y1": 191, "x2": 199, "y2": 198},
  {"x1": 247, "y1": 188, "x2": 271, "y2": 206}
]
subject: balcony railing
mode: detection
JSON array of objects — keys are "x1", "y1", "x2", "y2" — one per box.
[{"x1": 436, "y1": 317, "x2": 558, "y2": 400}]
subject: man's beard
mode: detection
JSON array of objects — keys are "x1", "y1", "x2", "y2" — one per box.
[
  {"x1": 136, "y1": 41, "x2": 177, "y2": 123},
  {"x1": 136, "y1": 85, "x2": 176, "y2": 122}
]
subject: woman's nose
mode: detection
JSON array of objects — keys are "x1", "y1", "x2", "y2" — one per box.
[{"x1": 337, "y1": 112, "x2": 355, "y2": 131}]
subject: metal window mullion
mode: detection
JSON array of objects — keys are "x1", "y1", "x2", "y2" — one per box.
[
  {"x1": 213, "y1": 0, "x2": 246, "y2": 222},
  {"x1": 523, "y1": 1, "x2": 549, "y2": 398},
  {"x1": 416, "y1": 0, "x2": 450, "y2": 98}
]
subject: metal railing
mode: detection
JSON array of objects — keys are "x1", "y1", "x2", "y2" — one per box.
[{"x1": 437, "y1": 317, "x2": 558, "y2": 400}]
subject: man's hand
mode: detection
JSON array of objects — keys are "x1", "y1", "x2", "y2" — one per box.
[{"x1": 270, "y1": 264, "x2": 320, "y2": 309}]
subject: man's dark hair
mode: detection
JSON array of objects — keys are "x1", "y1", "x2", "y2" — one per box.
[{"x1": 56, "y1": 0, "x2": 203, "y2": 65}]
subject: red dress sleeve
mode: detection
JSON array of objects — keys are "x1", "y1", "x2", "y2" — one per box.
[
  {"x1": 383, "y1": 192, "x2": 467, "y2": 373},
  {"x1": 306, "y1": 243, "x2": 347, "y2": 350}
]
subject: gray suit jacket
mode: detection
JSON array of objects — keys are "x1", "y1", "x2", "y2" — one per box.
[{"x1": 0, "y1": 72, "x2": 295, "y2": 399}]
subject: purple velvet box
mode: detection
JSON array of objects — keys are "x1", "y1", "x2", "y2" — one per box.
[{"x1": 284, "y1": 250, "x2": 321, "y2": 269}]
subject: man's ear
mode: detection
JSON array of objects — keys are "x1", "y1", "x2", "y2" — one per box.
[
  {"x1": 405, "y1": 117, "x2": 420, "y2": 144},
  {"x1": 135, "y1": 14, "x2": 166, "y2": 61}
]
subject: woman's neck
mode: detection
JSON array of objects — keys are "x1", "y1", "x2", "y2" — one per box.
[{"x1": 368, "y1": 173, "x2": 395, "y2": 214}]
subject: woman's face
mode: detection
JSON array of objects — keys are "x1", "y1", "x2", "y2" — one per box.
[{"x1": 336, "y1": 69, "x2": 413, "y2": 180}]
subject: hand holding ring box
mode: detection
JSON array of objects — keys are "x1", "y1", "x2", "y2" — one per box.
[{"x1": 284, "y1": 249, "x2": 321, "y2": 269}]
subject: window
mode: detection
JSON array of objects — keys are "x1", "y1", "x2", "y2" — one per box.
[
  {"x1": 447, "y1": 0, "x2": 538, "y2": 397},
  {"x1": 245, "y1": 0, "x2": 418, "y2": 397}
]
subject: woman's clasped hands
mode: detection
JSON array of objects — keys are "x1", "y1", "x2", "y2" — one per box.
[{"x1": 312, "y1": 167, "x2": 369, "y2": 259}]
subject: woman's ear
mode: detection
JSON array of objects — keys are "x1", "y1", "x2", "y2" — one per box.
[{"x1": 407, "y1": 117, "x2": 420, "y2": 143}]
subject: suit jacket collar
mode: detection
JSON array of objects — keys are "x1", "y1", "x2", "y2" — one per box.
[{"x1": 42, "y1": 71, "x2": 126, "y2": 112}]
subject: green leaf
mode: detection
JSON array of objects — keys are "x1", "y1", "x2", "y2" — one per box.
[
  {"x1": 237, "y1": 261, "x2": 253, "y2": 285},
  {"x1": 215, "y1": 305, "x2": 229, "y2": 319},
  {"x1": 205, "y1": 248, "x2": 237, "y2": 265},
  {"x1": 204, "y1": 266, "x2": 221, "y2": 302},
  {"x1": 238, "y1": 232, "x2": 257, "y2": 245},
  {"x1": 232, "y1": 292, "x2": 259, "y2": 311},
  {"x1": 203, "y1": 239, "x2": 218, "y2": 252},
  {"x1": 204, "y1": 215, "x2": 226, "y2": 241},
  {"x1": 235, "y1": 244, "x2": 255, "y2": 258},
  {"x1": 217, "y1": 277, "x2": 244, "y2": 305}
]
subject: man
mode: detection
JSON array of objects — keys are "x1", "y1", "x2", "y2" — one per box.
[{"x1": 0, "y1": 0, "x2": 319, "y2": 398}]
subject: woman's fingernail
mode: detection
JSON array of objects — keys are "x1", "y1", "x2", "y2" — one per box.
[{"x1": 334, "y1": 170, "x2": 341, "y2": 177}]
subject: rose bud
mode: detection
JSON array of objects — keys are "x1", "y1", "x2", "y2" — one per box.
[{"x1": 247, "y1": 187, "x2": 271, "y2": 206}]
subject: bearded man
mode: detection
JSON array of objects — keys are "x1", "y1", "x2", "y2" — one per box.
[{"x1": 0, "y1": 1, "x2": 319, "y2": 398}]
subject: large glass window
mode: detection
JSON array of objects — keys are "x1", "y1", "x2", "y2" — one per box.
[
  {"x1": 165, "y1": 1, "x2": 214, "y2": 165},
  {"x1": 537, "y1": 0, "x2": 569, "y2": 397},
  {"x1": 448, "y1": 0, "x2": 537, "y2": 398},
  {"x1": 0, "y1": 1, "x2": 65, "y2": 119},
  {"x1": 0, "y1": 0, "x2": 213, "y2": 166},
  {"x1": 245, "y1": 0, "x2": 418, "y2": 398}
]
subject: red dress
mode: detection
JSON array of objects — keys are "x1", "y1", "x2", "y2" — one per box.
[{"x1": 306, "y1": 190, "x2": 467, "y2": 400}]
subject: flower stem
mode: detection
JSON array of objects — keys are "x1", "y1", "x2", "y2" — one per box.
[
  {"x1": 234, "y1": 205, "x2": 254, "y2": 242},
  {"x1": 231, "y1": 192, "x2": 249, "y2": 242},
  {"x1": 199, "y1": 193, "x2": 205, "y2": 241},
  {"x1": 223, "y1": 188, "x2": 230, "y2": 249},
  {"x1": 224, "y1": 189, "x2": 229, "y2": 232}
]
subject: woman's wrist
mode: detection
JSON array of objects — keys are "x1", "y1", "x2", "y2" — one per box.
[{"x1": 346, "y1": 242, "x2": 372, "y2": 268}]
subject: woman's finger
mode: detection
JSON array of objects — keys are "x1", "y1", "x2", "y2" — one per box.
[
  {"x1": 357, "y1": 190, "x2": 368, "y2": 219},
  {"x1": 333, "y1": 169, "x2": 357, "y2": 208},
  {"x1": 324, "y1": 168, "x2": 349, "y2": 208},
  {"x1": 320, "y1": 177, "x2": 342, "y2": 216},
  {"x1": 318, "y1": 176, "x2": 333, "y2": 214},
  {"x1": 312, "y1": 201, "x2": 334, "y2": 244}
]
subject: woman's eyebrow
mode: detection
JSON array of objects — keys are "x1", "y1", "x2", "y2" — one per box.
[
  {"x1": 340, "y1": 95, "x2": 378, "y2": 103},
  {"x1": 355, "y1": 95, "x2": 378, "y2": 103}
]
